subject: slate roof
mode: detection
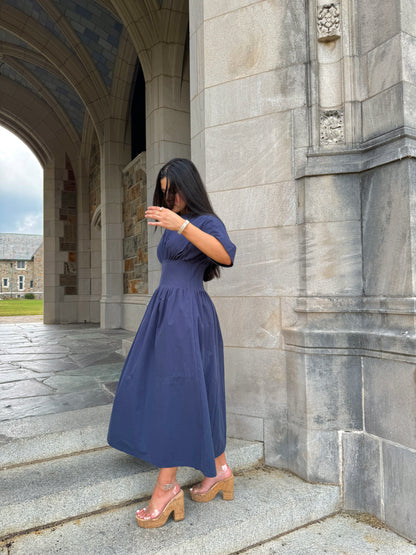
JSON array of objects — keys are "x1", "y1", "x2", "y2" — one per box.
[{"x1": 0, "y1": 234, "x2": 43, "y2": 261}]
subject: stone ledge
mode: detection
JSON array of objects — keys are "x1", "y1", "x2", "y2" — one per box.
[
  {"x1": 294, "y1": 296, "x2": 416, "y2": 315},
  {"x1": 297, "y1": 127, "x2": 416, "y2": 177},
  {"x1": 283, "y1": 327, "x2": 416, "y2": 362}
]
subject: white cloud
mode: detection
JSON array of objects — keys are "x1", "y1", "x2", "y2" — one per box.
[
  {"x1": 15, "y1": 213, "x2": 43, "y2": 235},
  {"x1": 0, "y1": 126, "x2": 43, "y2": 234}
]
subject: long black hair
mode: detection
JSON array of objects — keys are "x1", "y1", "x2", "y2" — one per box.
[{"x1": 153, "y1": 158, "x2": 220, "y2": 281}]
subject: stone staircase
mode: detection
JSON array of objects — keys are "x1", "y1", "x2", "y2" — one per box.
[{"x1": 0, "y1": 406, "x2": 414, "y2": 555}]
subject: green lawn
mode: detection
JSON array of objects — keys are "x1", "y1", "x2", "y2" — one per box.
[{"x1": 0, "y1": 299, "x2": 43, "y2": 316}]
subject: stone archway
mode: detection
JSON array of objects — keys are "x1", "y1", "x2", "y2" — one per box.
[{"x1": 0, "y1": 1, "x2": 191, "y2": 327}]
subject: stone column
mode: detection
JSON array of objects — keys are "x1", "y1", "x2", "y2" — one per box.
[
  {"x1": 99, "y1": 120, "x2": 125, "y2": 328},
  {"x1": 317, "y1": 0, "x2": 344, "y2": 146},
  {"x1": 75, "y1": 159, "x2": 92, "y2": 323},
  {"x1": 90, "y1": 219, "x2": 102, "y2": 323},
  {"x1": 145, "y1": 42, "x2": 191, "y2": 293},
  {"x1": 43, "y1": 160, "x2": 62, "y2": 324},
  {"x1": 189, "y1": 0, "x2": 308, "y2": 467}
]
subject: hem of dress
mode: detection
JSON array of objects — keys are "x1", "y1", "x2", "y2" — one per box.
[{"x1": 107, "y1": 439, "x2": 224, "y2": 478}]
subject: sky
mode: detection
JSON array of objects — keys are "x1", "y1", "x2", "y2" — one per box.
[{"x1": 0, "y1": 126, "x2": 43, "y2": 236}]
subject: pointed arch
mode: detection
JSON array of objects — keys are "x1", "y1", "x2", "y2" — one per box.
[
  {"x1": 3, "y1": 56, "x2": 80, "y2": 144},
  {"x1": 108, "y1": 0, "x2": 158, "y2": 81},
  {"x1": 0, "y1": 3, "x2": 109, "y2": 137},
  {"x1": 110, "y1": 28, "x2": 139, "y2": 150},
  {"x1": 37, "y1": 0, "x2": 108, "y2": 98},
  {"x1": 0, "y1": 76, "x2": 79, "y2": 164},
  {"x1": 0, "y1": 110, "x2": 51, "y2": 167},
  {"x1": 0, "y1": 43, "x2": 60, "y2": 76}
]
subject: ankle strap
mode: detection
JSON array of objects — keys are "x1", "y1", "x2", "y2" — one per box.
[{"x1": 156, "y1": 480, "x2": 177, "y2": 491}]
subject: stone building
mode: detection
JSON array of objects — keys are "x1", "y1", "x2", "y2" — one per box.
[
  {"x1": 0, "y1": 0, "x2": 415, "y2": 541},
  {"x1": 0, "y1": 233, "x2": 43, "y2": 298}
]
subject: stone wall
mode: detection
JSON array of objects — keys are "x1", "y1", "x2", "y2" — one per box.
[
  {"x1": 89, "y1": 135, "x2": 101, "y2": 223},
  {"x1": 190, "y1": 0, "x2": 307, "y2": 468},
  {"x1": 189, "y1": 0, "x2": 416, "y2": 543},
  {"x1": 122, "y1": 152, "x2": 148, "y2": 295},
  {"x1": 88, "y1": 133, "x2": 102, "y2": 317},
  {"x1": 33, "y1": 243, "x2": 44, "y2": 296},
  {"x1": 282, "y1": 0, "x2": 416, "y2": 542},
  {"x1": 0, "y1": 253, "x2": 43, "y2": 299},
  {"x1": 59, "y1": 154, "x2": 77, "y2": 296},
  {"x1": 0, "y1": 260, "x2": 33, "y2": 297}
]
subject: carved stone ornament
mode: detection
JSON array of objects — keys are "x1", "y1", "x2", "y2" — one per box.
[
  {"x1": 320, "y1": 110, "x2": 344, "y2": 144},
  {"x1": 317, "y1": 2, "x2": 341, "y2": 42}
]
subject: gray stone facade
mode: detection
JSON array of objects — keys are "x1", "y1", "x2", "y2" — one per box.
[
  {"x1": 0, "y1": 234, "x2": 43, "y2": 298},
  {"x1": 122, "y1": 152, "x2": 148, "y2": 295},
  {"x1": 1, "y1": 0, "x2": 415, "y2": 542}
]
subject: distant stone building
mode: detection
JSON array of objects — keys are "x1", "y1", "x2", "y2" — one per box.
[{"x1": 0, "y1": 234, "x2": 44, "y2": 298}]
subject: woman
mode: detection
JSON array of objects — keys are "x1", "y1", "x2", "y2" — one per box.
[{"x1": 107, "y1": 158, "x2": 236, "y2": 529}]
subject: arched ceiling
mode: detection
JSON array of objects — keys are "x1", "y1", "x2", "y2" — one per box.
[
  {"x1": 0, "y1": 0, "x2": 189, "y2": 160},
  {"x1": 0, "y1": 0, "x2": 130, "y2": 146}
]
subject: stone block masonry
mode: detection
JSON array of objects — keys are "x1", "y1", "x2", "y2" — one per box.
[
  {"x1": 59, "y1": 155, "x2": 77, "y2": 295},
  {"x1": 122, "y1": 152, "x2": 148, "y2": 295},
  {"x1": 88, "y1": 135, "x2": 101, "y2": 224},
  {"x1": 0, "y1": 234, "x2": 44, "y2": 299},
  {"x1": 190, "y1": 0, "x2": 416, "y2": 543}
]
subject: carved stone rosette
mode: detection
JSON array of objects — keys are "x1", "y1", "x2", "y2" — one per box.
[
  {"x1": 317, "y1": 2, "x2": 341, "y2": 42},
  {"x1": 320, "y1": 110, "x2": 344, "y2": 144}
]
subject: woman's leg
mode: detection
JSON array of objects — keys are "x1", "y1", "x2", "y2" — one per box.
[
  {"x1": 215, "y1": 452, "x2": 227, "y2": 468},
  {"x1": 136, "y1": 466, "x2": 179, "y2": 519}
]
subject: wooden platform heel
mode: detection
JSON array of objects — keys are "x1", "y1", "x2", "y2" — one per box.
[
  {"x1": 190, "y1": 474, "x2": 234, "y2": 503},
  {"x1": 136, "y1": 488, "x2": 184, "y2": 529}
]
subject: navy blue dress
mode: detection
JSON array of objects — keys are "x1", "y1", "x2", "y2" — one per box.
[{"x1": 107, "y1": 214, "x2": 236, "y2": 477}]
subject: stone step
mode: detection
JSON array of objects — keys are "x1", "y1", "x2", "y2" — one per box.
[
  {"x1": 0, "y1": 437, "x2": 263, "y2": 539},
  {"x1": 243, "y1": 513, "x2": 416, "y2": 554},
  {"x1": 121, "y1": 337, "x2": 133, "y2": 357},
  {"x1": 2, "y1": 467, "x2": 341, "y2": 554},
  {"x1": 0, "y1": 405, "x2": 113, "y2": 469}
]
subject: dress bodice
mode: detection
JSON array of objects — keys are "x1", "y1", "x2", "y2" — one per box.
[
  {"x1": 159, "y1": 260, "x2": 205, "y2": 290},
  {"x1": 157, "y1": 214, "x2": 236, "y2": 276}
]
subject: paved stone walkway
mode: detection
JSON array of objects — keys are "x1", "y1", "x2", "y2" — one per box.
[
  {"x1": 0, "y1": 320, "x2": 133, "y2": 422},
  {"x1": 0, "y1": 315, "x2": 43, "y2": 324}
]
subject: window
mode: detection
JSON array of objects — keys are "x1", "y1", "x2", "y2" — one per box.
[
  {"x1": 2, "y1": 278, "x2": 8, "y2": 288},
  {"x1": 130, "y1": 61, "x2": 146, "y2": 159},
  {"x1": 16, "y1": 261, "x2": 26, "y2": 269},
  {"x1": 30, "y1": 280, "x2": 34, "y2": 288},
  {"x1": 18, "y1": 275, "x2": 24, "y2": 290}
]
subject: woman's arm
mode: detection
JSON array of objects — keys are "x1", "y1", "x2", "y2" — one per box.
[{"x1": 145, "y1": 206, "x2": 232, "y2": 266}]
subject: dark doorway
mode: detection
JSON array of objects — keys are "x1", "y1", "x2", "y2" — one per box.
[{"x1": 131, "y1": 61, "x2": 146, "y2": 159}]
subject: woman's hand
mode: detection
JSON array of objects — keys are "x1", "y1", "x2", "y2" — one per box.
[{"x1": 145, "y1": 206, "x2": 184, "y2": 231}]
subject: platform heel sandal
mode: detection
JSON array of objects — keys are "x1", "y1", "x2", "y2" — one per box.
[
  {"x1": 190, "y1": 465, "x2": 234, "y2": 503},
  {"x1": 136, "y1": 483, "x2": 185, "y2": 529}
]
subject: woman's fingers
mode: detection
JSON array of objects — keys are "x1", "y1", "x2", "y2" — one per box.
[
  {"x1": 145, "y1": 206, "x2": 182, "y2": 231},
  {"x1": 145, "y1": 206, "x2": 167, "y2": 225},
  {"x1": 145, "y1": 206, "x2": 164, "y2": 219}
]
